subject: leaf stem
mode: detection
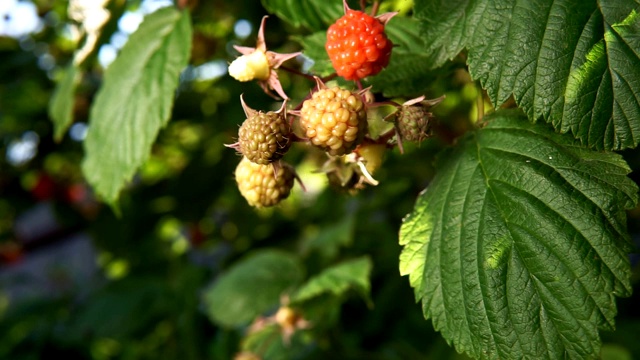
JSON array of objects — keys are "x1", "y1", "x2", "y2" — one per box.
[{"x1": 477, "y1": 84, "x2": 484, "y2": 122}]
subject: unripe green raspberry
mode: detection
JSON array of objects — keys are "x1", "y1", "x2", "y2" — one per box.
[
  {"x1": 390, "y1": 95, "x2": 444, "y2": 145},
  {"x1": 235, "y1": 157, "x2": 295, "y2": 208},
  {"x1": 238, "y1": 110, "x2": 291, "y2": 165},
  {"x1": 394, "y1": 105, "x2": 433, "y2": 143},
  {"x1": 300, "y1": 87, "x2": 367, "y2": 156}
]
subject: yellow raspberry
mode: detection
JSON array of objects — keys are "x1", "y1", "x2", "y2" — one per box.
[
  {"x1": 235, "y1": 157, "x2": 295, "y2": 208},
  {"x1": 300, "y1": 87, "x2": 367, "y2": 156},
  {"x1": 228, "y1": 51, "x2": 270, "y2": 82}
]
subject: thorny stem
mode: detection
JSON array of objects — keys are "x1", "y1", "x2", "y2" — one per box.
[
  {"x1": 280, "y1": 66, "x2": 337, "y2": 84},
  {"x1": 280, "y1": 65, "x2": 316, "y2": 81},
  {"x1": 294, "y1": 172, "x2": 307, "y2": 192},
  {"x1": 360, "y1": 0, "x2": 367, "y2": 11},
  {"x1": 367, "y1": 100, "x2": 401, "y2": 108},
  {"x1": 321, "y1": 73, "x2": 338, "y2": 82}
]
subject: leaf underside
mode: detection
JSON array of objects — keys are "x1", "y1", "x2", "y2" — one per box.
[
  {"x1": 399, "y1": 110, "x2": 637, "y2": 359},
  {"x1": 82, "y1": 7, "x2": 192, "y2": 205},
  {"x1": 414, "y1": 0, "x2": 640, "y2": 151}
]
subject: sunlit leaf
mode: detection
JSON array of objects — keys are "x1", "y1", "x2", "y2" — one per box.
[
  {"x1": 400, "y1": 110, "x2": 637, "y2": 359},
  {"x1": 365, "y1": 17, "x2": 440, "y2": 97},
  {"x1": 82, "y1": 7, "x2": 192, "y2": 205},
  {"x1": 414, "y1": 0, "x2": 640, "y2": 150}
]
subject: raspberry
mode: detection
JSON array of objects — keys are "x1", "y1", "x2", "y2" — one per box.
[
  {"x1": 325, "y1": 9, "x2": 393, "y2": 80},
  {"x1": 275, "y1": 306, "x2": 301, "y2": 334},
  {"x1": 235, "y1": 157, "x2": 295, "y2": 208},
  {"x1": 300, "y1": 86, "x2": 367, "y2": 156},
  {"x1": 238, "y1": 110, "x2": 291, "y2": 165},
  {"x1": 394, "y1": 105, "x2": 434, "y2": 143},
  {"x1": 228, "y1": 50, "x2": 271, "y2": 82}
]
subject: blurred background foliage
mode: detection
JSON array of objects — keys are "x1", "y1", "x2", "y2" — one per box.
[{"x1": 0, "y1": 0, "x2": 638, "y2": 359}]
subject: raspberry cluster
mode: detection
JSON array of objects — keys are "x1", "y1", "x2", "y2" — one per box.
[{"x1": 227, "y1": 1, "x2": 442, "y2": 208}]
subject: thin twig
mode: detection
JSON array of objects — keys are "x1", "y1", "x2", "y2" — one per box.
[
  {"x1": 279, "y1": 65, "x2": 316, "y2": 81},
  {"x1": 367, "y1": 100, "x2": 401, "y2": 108},
  {"x1": 321, "y1": 73, "x2": 338, "y2": 82},
  {"x1": 371, "y1": 0, "x2": 380, "y2": 16}
]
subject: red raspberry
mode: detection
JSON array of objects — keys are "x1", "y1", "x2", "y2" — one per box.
[{"x1": 325, "y1": 9, "x2": 393, "y2": 80}]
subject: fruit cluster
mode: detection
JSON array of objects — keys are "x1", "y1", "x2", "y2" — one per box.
[{"x1": 227, "y1": 0, "x2": 443, "y2": 208}]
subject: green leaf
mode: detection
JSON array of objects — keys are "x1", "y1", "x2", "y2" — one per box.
[
  {"x1": 261, "y1": 0, "x2": 343, "y2": 31},
  {"x1": 300, "y1": 212, "x2": 355, "y2": 260},
  {"x1": 67, "y1": 277, "x2": 175, "y2": 340},
  {"x1": 82, "y1": 7, "x2": 192, "y2": 205},
  {"x1": 296, "y1": 32, "x2": 334, "y2": 76},
  {"x1": 48, "y1": 64, "x2": 80, "y2": 142},
  {"x1": 203, "y1": 250, "x2": 304, "y2": 327},
  {"x1": 365, "y1": 17, "x2": 440, "y2": 97},
  {"x1": 291, "y1": 256, "x2": 372, "y2": 305},
  {"x1": 399, "y1": 110, "x2": 637, "y2": 360},
  {"x1": 414, "y1": 0, "x2": 640, "y2": 150}
]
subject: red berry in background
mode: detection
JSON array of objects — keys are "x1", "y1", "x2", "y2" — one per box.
[
  {"x1": 326, "y1": 8, "x2": 394, "y2": 80},
  {"x1": 0, "y1": 242, "x2": 23, "y2": 265},
  {"x1": 31, "y1": 173, "x2": 56, "y2": 201}
]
